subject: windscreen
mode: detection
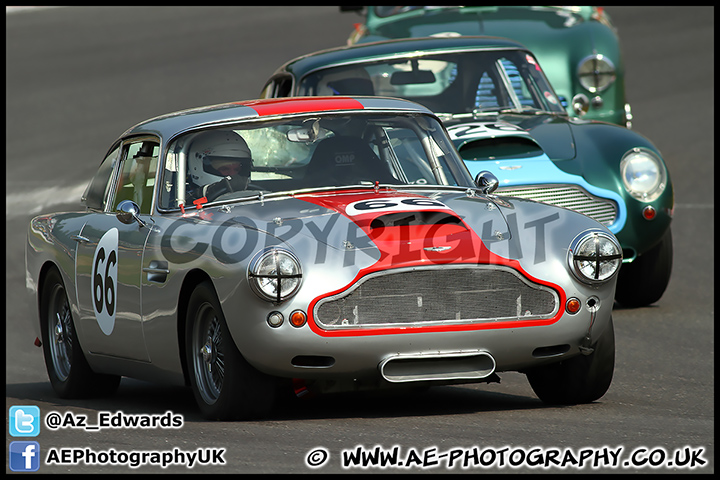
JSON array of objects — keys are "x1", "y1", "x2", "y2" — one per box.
[
  {"x1": 298, "y1": 50, "x2": 566, "y2": 116},
  {"x1": 159, "y1": 112, "x2": 468, "y2": 210}
]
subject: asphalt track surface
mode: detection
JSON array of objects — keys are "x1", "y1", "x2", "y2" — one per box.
[{"x1": 5, "y1": 6, "x2": 714, "y2": 474}]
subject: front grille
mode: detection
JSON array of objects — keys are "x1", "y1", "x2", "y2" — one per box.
[
  {"x1": 314, "y1": 266, "x2": 558, "y2": 329},
  {"x1": 497, "y1": 184, "x2": 617, "y2": 226}
]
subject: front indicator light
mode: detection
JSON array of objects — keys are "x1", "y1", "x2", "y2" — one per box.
[
  {"x1": 572, "y1": 93, "x2": 589, "y2": 116},
  {"x1": 248, "y1": 247, "x2": 303, "y2": 303},
  {"x1": 290, "y1": 310, "x2": 307, "y2": 328},
  {"x1": 566, "y1": 298, "x2": 581, "y2": 314},
  {"x1": 568, "y1": 230, "x2": 622, "y2": 284},
  {"x1": 642, "y1": 205, "x2": 657, "y2": 220}
]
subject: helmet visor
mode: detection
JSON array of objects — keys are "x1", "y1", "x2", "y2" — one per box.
[{"x1": 203, "y1": 156, "x2": 252, "y2": 177}]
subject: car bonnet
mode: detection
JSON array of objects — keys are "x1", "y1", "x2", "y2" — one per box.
[
  {"x1": 189, "y1": 187, "x2": 511, "y2": 269},
  {"x1": 282, "y1": 188, "x2": 512, "y2": 269}
]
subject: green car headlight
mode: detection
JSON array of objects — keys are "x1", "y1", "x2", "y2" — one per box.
[
  {"x1": 577, "y1": 54, "x2": 616, "y2": 93},
  {"x1": 568, "y1": 230, "x2": 622, "y2": 284},
  {"x1": 620, "y1": 148, "x2": 667, "y2": 202},
  {"x1": 248, "y1": 247, "x2": 302, "y2": 303}
]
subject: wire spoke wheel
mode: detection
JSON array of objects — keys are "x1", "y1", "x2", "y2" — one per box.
[
  {"x1": 40, "y1": 268, "x2": 120, "y2": 398},
  {"x1": 191, "y1": 303, "x2": 226, "y2": 405},
  {"x1": 185, "y1": 281, "x2": 277, "y2": 420},
  {"x1": 47, "y1": 283, "x2": 74, "y2": 381}
]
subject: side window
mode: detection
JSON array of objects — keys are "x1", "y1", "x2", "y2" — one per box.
[
  {"x1": 82, "y1": 146, "x2": 120, "y2": 211},
  {"x1": 259, "y1": 81, "x2": 274, "y2": 99},
  {"x1": 260, "y1": 75, "x2": 293, "y2": 98},
  {"x1": 475, "y1": 71, "x2": 499, "y2": 109},
  {"x1": 110, "y1": 140, "x2": 159, "y2": 214},
  {"x1": 159, "y1": 147, "x2": 179, "y2": 210},
  {"x1": 499, "y1": 58, "x2": 535, "y2": 107},
  {"x1": 275, "y1": 76, "x2": 293, "y2": 98}
]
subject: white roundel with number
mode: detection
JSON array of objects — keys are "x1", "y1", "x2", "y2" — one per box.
[
  {"x1": 91, "y1": 228, "x2": 119, "y2": 335},
  {"x1": 345, "y1": 197, "x2": 451, "y2": 216}
]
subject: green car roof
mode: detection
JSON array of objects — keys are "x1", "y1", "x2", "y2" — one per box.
[{"x1": 278, "y1": 36, "x2": 529, "y2": 77}]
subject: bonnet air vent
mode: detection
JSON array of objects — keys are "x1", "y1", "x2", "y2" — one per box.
[
  {"x1": 369, "y1": 211, "x2": 464, "y2": 230},
  {"x1": 459, "y1": 137, "x2": 543, "y2": 161}
]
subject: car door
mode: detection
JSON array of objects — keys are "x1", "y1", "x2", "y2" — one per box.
[{"x1": 74, "y1": 138, "x2": 159, "y2": 361}]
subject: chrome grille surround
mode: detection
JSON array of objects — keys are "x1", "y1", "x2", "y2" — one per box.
[
  {"x1": 497, "y1": 184, "x2": 618, "y2": 226},
  {"x1": 314, "y1": 265, "x2": 559, "y2": 330}
]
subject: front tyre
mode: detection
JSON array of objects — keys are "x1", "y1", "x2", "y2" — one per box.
[
  {"x1": 40, "y1": 268, "x2": 120, "y2": 398},
  {"x1": 615, "y1": 228, "x2": 673, "y2": 307},
  {"x1": 186, "y1": 281, "x2": 275, "y2": 420},
  {"x1": 526, "y1": 317, "x2": 615, "y2": 405}
]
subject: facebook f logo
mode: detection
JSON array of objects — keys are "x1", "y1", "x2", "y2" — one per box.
[
  {"x1": 9, "y1": 441, "x2": 41, "y2": 472},
  {"x1": 9, "y1": 405, "x2": 40, "y2": 437}
]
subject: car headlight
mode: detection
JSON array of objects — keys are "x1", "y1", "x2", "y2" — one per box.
[
  {"x1": 577, "y1": 54, "x2": 616, "y2": 93},
  {"x1": 248, "y1": 247, "x2": 302, "y2": 303},
  {"x1": 568, "y1": 230, "x2": 622, "y2": 284},
  {"x1": 620, "y1": 148, "x2": 667, "y2": 202}
]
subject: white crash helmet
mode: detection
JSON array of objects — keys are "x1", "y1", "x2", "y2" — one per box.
[{"x1": 187, "y1": 129, "x2": 252, "y2": 186}]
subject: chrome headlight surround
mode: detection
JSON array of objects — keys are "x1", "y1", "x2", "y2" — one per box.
[
  {"x1": 248, "y1": 247, "x2": 302, "y2": 303},
  {"x1": 620, "y1": 147, "x2": 667, "y2": 202},
  {"x1": 568, "y1": 230, "x2": 622, "y2": 284},
  {"x1": 577, "y1": 54, "x2": 616, "y2": 93}
]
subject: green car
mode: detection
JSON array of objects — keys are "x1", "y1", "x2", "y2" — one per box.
[
  {"x1": 261, "y1": 36, "x2": 673, "y2": 307},
  {"x1": 341, "y1": 6, "x2": 631, "y2": 127}
]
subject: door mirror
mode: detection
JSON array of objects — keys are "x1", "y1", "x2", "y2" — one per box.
[
  {"x1": 474, "y1": 171, "x2": 499, "y2": 194},
  {"x1": 116, "y1": 200, "x2": 148, "y2": 228}
]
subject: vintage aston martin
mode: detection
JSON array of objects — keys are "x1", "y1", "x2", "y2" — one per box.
[
  {"x1": 340, "y1": 6, "x2": 631, "y2": 127},
  {"x1": 26, "y1": 97, "x2": 621, "y2": 420},
  {"x1": 261, "y1": 36, "x2": 673, "y2": 308}
]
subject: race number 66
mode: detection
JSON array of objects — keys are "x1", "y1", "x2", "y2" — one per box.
[
  {"x1": 345, "y1": 197, "x2": 450, "y2": 216},
  {"x1": 91, "y1": 228, "x2": 118, "y2": 335}
]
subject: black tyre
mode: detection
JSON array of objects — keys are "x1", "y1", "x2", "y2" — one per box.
[
  {"x1": 40, "y1": 268, "x2": 120, "y2": 398},
  {"x1": 526, "y1": 317, "x2": 615, "y2": 405},
  {"x1": 615, "y1": 229, "x2": 673, "y2": 307},
  {"x1": 185, "y1": 281, "x2": 276, "y2": 420}
]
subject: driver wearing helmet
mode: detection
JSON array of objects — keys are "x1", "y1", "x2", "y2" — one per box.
[{"x1": 187, "y1": 129, "x2": 253, "y2": 203}]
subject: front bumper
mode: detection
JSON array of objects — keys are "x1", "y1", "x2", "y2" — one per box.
[{"x1": 232, "y1": 292, "x2": 614, "y2": 385}]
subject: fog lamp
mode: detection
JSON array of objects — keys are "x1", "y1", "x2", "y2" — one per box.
[{"x1": 267, "y1": 311, "x2": 284, "y2": 328}]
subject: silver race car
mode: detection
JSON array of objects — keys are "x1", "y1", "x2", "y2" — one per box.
[{"x1": 26, "y1": 97, "x2": 621, "y2": 420}]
